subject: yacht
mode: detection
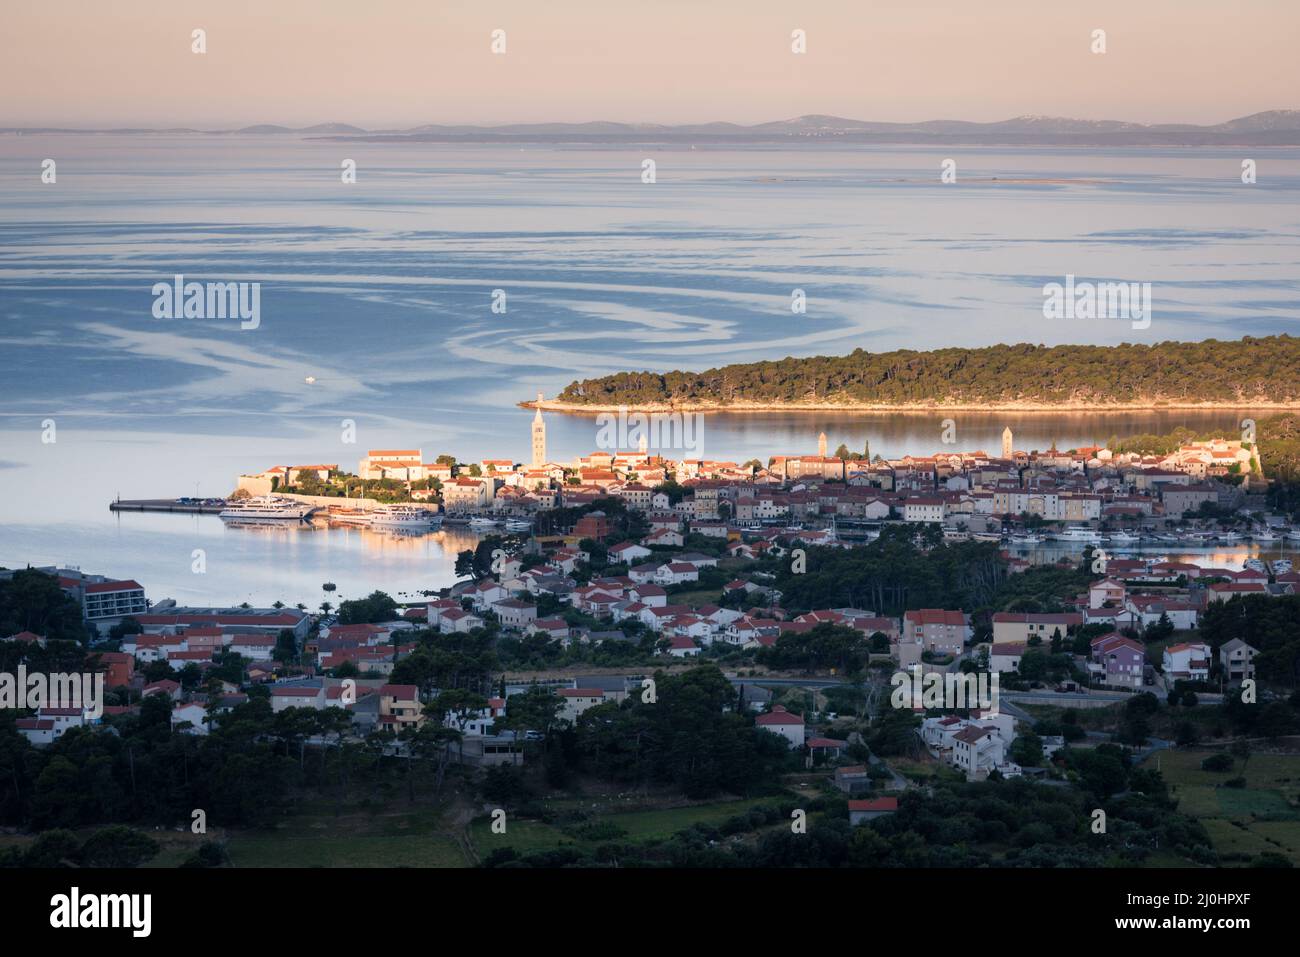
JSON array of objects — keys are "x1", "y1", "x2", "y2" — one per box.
[
  {"x1": 369, "y1": 504, "x2": 438, "y2": 529},
  {"x1": 328, "y1": 507, "x2": 375, "y2": 526},
  {"x1": 219, "y1": 496, "x2": 315, "y2": 521},
  {"x1": 504, "y1": 519, "x2": 533, "y2": 532},
  {"x1": 1252, "y1": 529, "x2": 1279, "y2": 543},
  {"x1": 1286, "y1": 529, "x2": 1300, "y2": 543},
  {"x1": 468, "y1": 516, "x2": 500, "y2": 528},
  {"x1": 1056, "y1": 526, "x2": 1103, "y2": 543},
  {"x1": 1216, "y1": 530, "x2": 1243, "y2": 544},
  {"x1": 1009, "y1": 533, "x2": 1043, "y2": 546},
  {"x1": 1108, "y1": 530, "x2": 1142, "y2": 546},
  {"x1": 1182, "y1": 531, "x2": 1216, "y2": 545}
]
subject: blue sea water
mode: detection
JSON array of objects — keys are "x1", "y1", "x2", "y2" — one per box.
[{"x1": 1, "y1": 136, "x2": 1297, "y2": 605}]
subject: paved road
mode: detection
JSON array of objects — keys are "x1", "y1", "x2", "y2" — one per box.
[{"x1": 868, "y1": 753, "x2": 909, "y2": 791}]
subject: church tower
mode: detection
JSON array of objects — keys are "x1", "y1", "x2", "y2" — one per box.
[
  {"x1": 818, "y1": 431, "x2": 828, "y2": 457},
  {"x1": 1002, "y1": 426, "x2": 1013, "y2": 459},
  {"x1": 532, "y1": 392, "x2": 547, "y2": 467}
]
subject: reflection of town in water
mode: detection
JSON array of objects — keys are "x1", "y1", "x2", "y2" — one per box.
[{"x1": 312, "y1": 518, "x2": 486, "y2": 556}]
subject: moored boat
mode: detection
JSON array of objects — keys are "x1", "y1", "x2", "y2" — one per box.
[
  {"x1": 369, "y1": 504, "x2": 437, "y2": 528},
  {"x1": 219, "y1": 496, "x2": 316, "y2": 521}
]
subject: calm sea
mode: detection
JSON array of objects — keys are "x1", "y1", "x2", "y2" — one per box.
[{"x1": 1, "y1": 136, "x2": 1297, "y2": 605}]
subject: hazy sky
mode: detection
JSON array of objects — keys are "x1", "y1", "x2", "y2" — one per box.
[{"x1": 4, "y1": 0, "x2": 1295, "y2": 127}]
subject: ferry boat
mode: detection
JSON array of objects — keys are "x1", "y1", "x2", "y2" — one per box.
[
  {"x1": 1056, "y1": 526, "x2": 1103, "y2": 544},
  {"x1": 219, "y1": 496, "x2": 316, "y2": 521},
  {"x1": 370, "y1": 504, "x2": 438, "y2": 529}
]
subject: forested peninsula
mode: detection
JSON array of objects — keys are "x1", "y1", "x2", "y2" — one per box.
[{"x1": 531, "y1": 336, "x2": 1300, "y2": 412}]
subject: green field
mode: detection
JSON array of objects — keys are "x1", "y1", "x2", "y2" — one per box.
[
  {"x1": 1139, "y1": 748, "x2": 1300, "y2": 865},
  {"x1": 469, "y1": 794, "x2": 789, "y2": 859},
  {"x1": 224, "y1": 799, "x2": 467, "y2": 868}
]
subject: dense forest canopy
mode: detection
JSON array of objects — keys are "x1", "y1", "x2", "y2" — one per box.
[{"x1": 554, "y1": 336, "x2": 1300, "y2": 408}]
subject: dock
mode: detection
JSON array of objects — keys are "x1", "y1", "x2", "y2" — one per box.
[{"x1": 109, "y1": 498, "x2": 225, "y2": 515}]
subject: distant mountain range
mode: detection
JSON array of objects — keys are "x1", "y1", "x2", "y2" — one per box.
[{"x1": 6, "y1": 111, "x2": 1300, "y2": 145}]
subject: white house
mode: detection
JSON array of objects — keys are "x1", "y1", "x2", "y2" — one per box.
[
  {"x1": 952, "y1": 725, "x2": 1005, "y2": 779},
  {"x1": 15, "y1": 718, "x2": 57, "y2": 747},
  {"x1": 665, "y1": 634, "x2": 700, "y2": 657},
  {"x1": 271, "y1": 685, "x2": 325, "y2": 712},
  {"x1": 1162, "y1": 641, "x2": 1211, "y2": 681},
  {"x1": 903, "y1": 498, "x2": 945, "y2": 523},
  {"x1": 558, "y1": 688, "x2": 606, "y2": 722},
  {"x1": 491, "y1": 598, "x2": 538, "y2": 630},
  {"x1": 989, "y1": 642, "x2": 1027, "y2": 674},
  {"x1": 755, "y1": 705, "x2": 804, "y2": 749},
  {"x1": 1089, "y1": 578, "x2": 1127, "y2": 609},
  {"x1": 439, "y1": 608, "x2": 486, "y2": 634},
  {"x1": 1220, "y1": 638, "x2": 1258, "y2": 683},
  {"x1": 229, "y1": 634, "x2": 276, "y2": 661},
  {"x1": 654, "y1": 562, "x2": 699, "y2": 585},
  {"x1": 171, "y1": 701, "x2": 211, "y2": 735},
  {"x1": 608, "y1": 542, "x2": 652, "y2": 565}
]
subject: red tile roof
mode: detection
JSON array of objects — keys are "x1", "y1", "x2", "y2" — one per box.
[{"x1": 848, "y1": 797, "x2": 898, "y2": 812}]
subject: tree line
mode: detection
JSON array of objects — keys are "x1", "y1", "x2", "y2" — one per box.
[{"x1": 555, "y1": 336, "x2": 1300, "y2": 407}]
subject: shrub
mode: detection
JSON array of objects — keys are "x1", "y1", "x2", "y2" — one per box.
[{"x1": 1201, "y1": 753, "x2": 1234, "y2": 773}]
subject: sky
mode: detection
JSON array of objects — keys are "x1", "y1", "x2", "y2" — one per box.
[{"x1": 2, "y1": 0, "x2": 1296, "y2": 128}]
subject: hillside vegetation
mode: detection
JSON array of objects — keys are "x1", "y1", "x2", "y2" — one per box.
[{"x1": 554, "y1": 336, "x2": 1300, "y2": 409}]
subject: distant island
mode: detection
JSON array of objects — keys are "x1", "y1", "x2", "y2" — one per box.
[
  {"x1": 7, "y1": 110, "x2": 1300, "y2": 146},
  {"x1": 529, "y1": 336, "x2": 1300, "y2": 413}
]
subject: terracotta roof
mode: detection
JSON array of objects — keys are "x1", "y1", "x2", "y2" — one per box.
[
  {"x1": 848, "y1": 797, "x2": 898, "y2": 812},
  {"x1": 756, "y1": 705, "x2": 804, "y2": 726}
]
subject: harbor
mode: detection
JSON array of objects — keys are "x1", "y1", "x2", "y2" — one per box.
[{"x1": 109, "y1": 497, "x2": 227, "y2": 515}]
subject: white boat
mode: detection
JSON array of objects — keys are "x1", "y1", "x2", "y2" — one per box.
[
  {"x1": 328, "y1": 507, "x2": 375, "y2": 526},
  {"x1": 1286, "y1": 529, "x2": 1300, "y2": 543},
  {"x1": 1217, "y1": 531, "x2": 1243, "y2": 544},
  {"x1": 1009, "y1": 534, "x2": 1042, "y2": 546},
  {"x1": 1056, "y1": 526, "x2": 1103, "y2": 543},
  {"x1": 1252, "y1": 529, "x2": 1279, "y2": 543},
  {"x1": 1244, "y1": 558, "x2": 1268, "y2": 573},
  {"x1": 469, "y1": 517, "x2": 500, "y2": 528},
  {"x1": 504, "y1": 519, "x2": 533, "y2": 532},
  {"x1": 370, "y1": 504, "x2": 437, "y2": 529},
  {"x1": 219, "y1": 496, "x2": 315, "y2": 521},
  {"x1": 1271, "y1": 558, "x2": 1293, "y2": 574},
  {"x1": 1108, "y1": 530, "x2": 1142, "y2": 546},
  {"x1": 1182, "y1": 531, "x2": 1216, "y2": 545}
]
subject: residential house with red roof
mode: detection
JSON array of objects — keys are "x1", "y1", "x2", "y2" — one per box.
[
  {"x1": 755, "y1": 705, "x2": 805, "y2": 749},
  {"x1": 1162, "y1": 641, "x2": 1211, "y2": 682}
]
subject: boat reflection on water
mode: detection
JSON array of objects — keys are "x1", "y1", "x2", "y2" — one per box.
[
  {"x1": 219, "y1": 518, "x2": 322, "y2": 532},
  {"x1": 217, "y1": 511, "x2": 488, "y2": 555}
]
